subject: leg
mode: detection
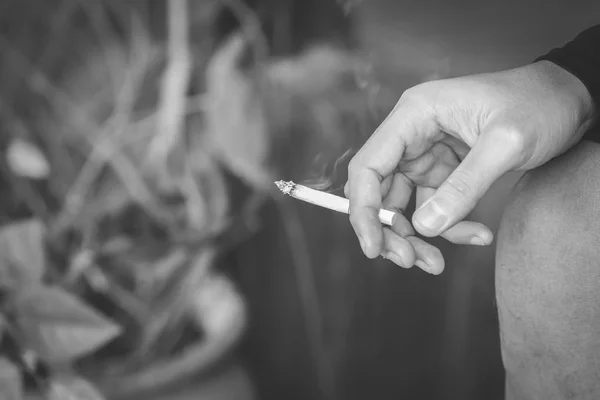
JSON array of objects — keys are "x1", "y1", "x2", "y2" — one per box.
[{"x1": 496, "y1": 140, "x2": 600, "y2": 400}]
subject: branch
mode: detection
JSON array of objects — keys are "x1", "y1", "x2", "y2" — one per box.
[
  {"x1": 222, "y1": 0, "x2": 269, "y2": 66},
  {"x1": 0, "y1": 37, "x2": 169, "y2": 227},
  {"x1": 146, "y1": 0, "x2": 192, "y2": 170}
]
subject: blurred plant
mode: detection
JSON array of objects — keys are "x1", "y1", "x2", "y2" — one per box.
[
  {"x1": 0, "y1": 220, "x2": 120, "y2": 400},
  {"x1": 0, "y1": 0, "x2": 385, "y2": 399},
  {"x1": 0, "y1": 1, "x2": 254, "y2": 398}
]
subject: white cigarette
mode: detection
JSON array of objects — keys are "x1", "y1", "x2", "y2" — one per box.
[{"x1": 274, "y1": 180, "x2": 396, "y2": 226}]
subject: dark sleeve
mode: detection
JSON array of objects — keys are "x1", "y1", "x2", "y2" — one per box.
[{"x1": 536, "y1": 25, "x2": 600, "y2": 142}]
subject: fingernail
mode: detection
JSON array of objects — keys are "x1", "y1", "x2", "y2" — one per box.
[
  {"x1": 382, "y1": 251, "x2": 405, "y2": 268},
  {"x1": 470, "y1": 236, "x2": 486, "y2": 246},
  {"x1": 414, "y1": 201, "x2": 448, "y2": 233},
  {"x1": 415, "y1": 259, "x2": 433, "y2": 274}
]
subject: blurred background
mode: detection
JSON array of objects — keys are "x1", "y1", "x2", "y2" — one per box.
[{"x1": 0, "y1": 1, "x2": 598, "y2": 400}]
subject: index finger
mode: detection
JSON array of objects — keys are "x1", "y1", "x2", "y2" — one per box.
[{"x1": 347, "y1": 103, "x2": 434, "y2": 258}]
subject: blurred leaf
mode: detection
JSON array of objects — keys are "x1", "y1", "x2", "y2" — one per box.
[
  {"x1": 6, "y1": 138, "x2": 50, "y2": 179},
  {"x1": 48, "y1": 376, "x2": 105, "y2": 400},
  {"x1": 0, "y1": 219, "x2": 46, "y2": 286},
  {"x1": 182, "y1": 145, "x2": 230, "y2": 233},
  {"x1": 204, "y1": 33, "x2": 271, "y2": 190},
  {"x1": 190, "y1": 272, "x2": 246, "y2": 338},
  {"x1": 13, "y1": 285, "x2": 122, "y2": 363},
  {"x1": 0, "y1": 357, "x2": 22, "y2": 400},
  {"x1": 265, "y1": 45, "x2": 355, "y2": 97},
  {"x1": 0, "y1": 260, "x2": 25, "y2": 291}
]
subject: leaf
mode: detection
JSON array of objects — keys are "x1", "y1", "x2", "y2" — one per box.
[
  {"x1": 6, "y1": 138, "x2": 50, "y2": 179},
  {"x1": 0, "y1": 219, "x2": 46, "y2": 286},
  {"x1": 190, "y1": 272, "x2": 246, "y2": 338},
  {"x1": 0, "y1": 357, "x2": 23, "y2": 400},
  {"x1": 48, "y1": 376, "x2": 105, "y2": 400},
  {"x1": 265, "y1": 45, "x2": 356, "y2": 98},
  {"x1": 204, "y1": 33, "x2": 271, "y2": 190},
  {"x1": 13, "y1": 285, "x2": 122, "y2": 363}
]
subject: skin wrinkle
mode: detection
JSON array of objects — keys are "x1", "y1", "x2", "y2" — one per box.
[
  {"x1": 496, "y1": 139, "x2": 600, "y2": 400},
  {"x1": 400, "y1": 142, "x2": 459, "y2": 188},
  {"x1": 400, "y1": 104, "x2": 439, "y2": 161},
  {"x1": 433, "y1": 79, "x2": 485, "y2": 146}
]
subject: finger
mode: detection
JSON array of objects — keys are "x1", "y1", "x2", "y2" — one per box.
[
  {"x1": 344, "y1": 175, "x2": 393, "y2": 200},
  {"x1": 416, "y1": 187, "x2": 493, "y2": 245},
  {"x1": 381, "y1": 174, "x2": 415, "y2": 237},
  {"x1": 406, "y1": 236, "x2": 445, "y2": 275},
  {"x1": 440, "y1": 221, "x2": 493, "y2": 245},
  {"x1": 382, "y1": 173, "x2": 413, "y2": 213},
  {"x1": 390, "y1": 212, "x2": 415, "y2": 237},
  {"x1": 401, "y1": 142, "x2": 459, "y2": 188},
  {"x1": 441, "y1": 135, "x2": 470, "y2": 160},
  {"x1": 404, "y1": 146, "x2": 493, "y2": 244},
  {"x1": 347, "y1": 165, "x2": 387, "y2": 259},
  {"x1": 380, "y1": 175, "x2": 394, "y2": 197},
  {"x1": 381, "y1": 228, "x2": 416, "y2": 268},
  {"x1": 348, "y1": 104, "x2": 438, "y2": 258},
  {"x1": 412, "y1": 129, "x2": 519, "y2": 237}
]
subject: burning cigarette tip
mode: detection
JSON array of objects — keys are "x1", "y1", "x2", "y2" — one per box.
[{"x1": 274, "y1": 180, "x2": 296, "y2": 195}]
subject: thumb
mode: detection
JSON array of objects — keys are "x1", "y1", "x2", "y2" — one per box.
[{"x1": 412, "y1": 130, "x2": 520, "y2": 237}]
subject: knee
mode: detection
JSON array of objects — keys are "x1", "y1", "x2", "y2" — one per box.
[
  {"x1": 496, "y1": 140, "x2": 600, "y2": 398},
  {"x1": 497, "y1": 139, "x2": 600, "y2": 286},
  {"x1": 498, "y1": 139, "x2": 600, "y2": 270}
]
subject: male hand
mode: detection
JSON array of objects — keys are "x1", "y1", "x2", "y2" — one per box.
[{"x1": 346, "y1": 61, "x2": 596, "y2": 274}]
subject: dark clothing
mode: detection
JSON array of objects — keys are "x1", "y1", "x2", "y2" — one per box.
[
  {"x1": 537, "y1": 24, "x2": 600, "y2": 108},
  {"x1": 536, "y1": 24, "x2": 600, "y2": 141}
]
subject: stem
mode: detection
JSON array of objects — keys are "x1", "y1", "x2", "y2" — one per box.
[{"x1": 147, "y1": 0, "x2": 192, "y2": 169}]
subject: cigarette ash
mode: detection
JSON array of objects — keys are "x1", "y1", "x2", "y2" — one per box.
[{"x1": 274, "y1": 180, "x2": 296, "y2": 195}]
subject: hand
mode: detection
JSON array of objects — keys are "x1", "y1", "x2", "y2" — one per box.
[{"x1": 346, "y1": 61, "x2": 596, "y2": 274}]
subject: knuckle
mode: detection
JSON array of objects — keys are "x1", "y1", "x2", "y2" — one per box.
[
  {"x1": 397, "y1": 84, "x2": 438, "y2": 126},
  {"x1": 502, "y1": 127, "x2": 527, "y2": 153},
  {"x1": 401, "y1": 81, "x2": 429, "y2": 98},
  {"x1": 343, "y1": 182, "x2": 350, "y2": 197},
  {"x1": 445, "y1": 170, "x2": 475, "y2": 198},
  {"x1": 347, "y1": 158, "x2": 361, "y2": 177},
  {"x1": 488, "y1": 125, "x2": 527, "y2": 154},
  {"x1": 485, "y1": 125, "x2": 530, "y2": 168},
  {"x1": 399, "y1": 85, "x2": 427, "y2": 107},
  {"x1": 400, "y1": 81, "x2": 440, "y2": 104}
]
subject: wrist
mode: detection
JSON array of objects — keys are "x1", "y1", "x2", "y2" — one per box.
[{"x1": 534, "y1": 60, "x2": 597, "y2": 126}]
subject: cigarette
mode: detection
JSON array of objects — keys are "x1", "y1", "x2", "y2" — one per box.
[{"x1": 274, "y1": 180, "x2": 396, "y2": 226}]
